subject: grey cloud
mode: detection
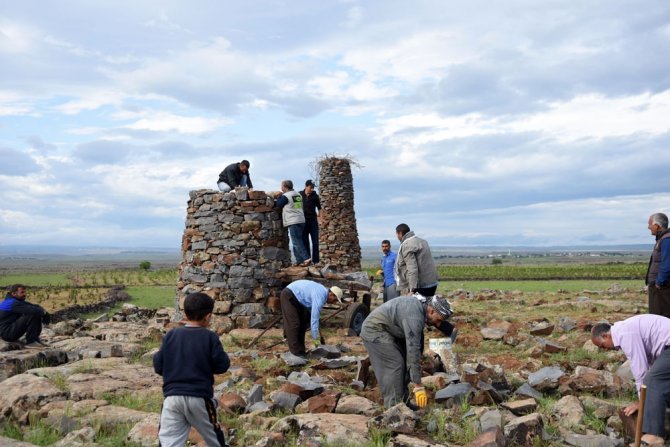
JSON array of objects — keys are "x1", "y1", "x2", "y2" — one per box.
[
  {"x1": 0, "y1": 147, "x2": 40, "y2": 176},
  {"x1": 25, "y1": 136, "x2": 56, "y2": 152},
  {"x1": 74, "y1": 140, "x2": 136, "y2": 164}
]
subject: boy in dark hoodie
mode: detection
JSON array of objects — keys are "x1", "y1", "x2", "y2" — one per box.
[{"x1": 154, "y1": 292, "x2": 230, "y2": 446}]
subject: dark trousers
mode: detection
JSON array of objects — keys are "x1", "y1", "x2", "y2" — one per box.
[
  {"x1": 280, "y1": 288, "x2": 309, "y2": 356},
  {"x1": 416, "y1": 285, "x2": 455, "y2": 337},
  {"x1": 649, "y1": 285, "x2": 670, "y2": 318},
  {"x1": 302, "y1": 218, "x2": 319, "y2": 264},
  {"x1": 383, "y1": 284, "x2": 399, "y2": 302},
  {"x1": 642, "y1": 347, "x2": 670, "y2": 436},
  {"x1": 0, "y1": 314, "x2": 42, "y2": 343}
]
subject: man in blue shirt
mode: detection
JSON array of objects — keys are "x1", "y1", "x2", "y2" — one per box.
[
  {"x1": 646, "y1": 212, "x2": 670, "y2": 317},
  {"x1": 377, "y1": 240, "x2": 399, "y2": 302},
  {"x1": 280, "y1": 280, "x2": 343, "y2": 356},
  {"x1": 0, "y1": 284, "x2": 50, "y2": 349}
]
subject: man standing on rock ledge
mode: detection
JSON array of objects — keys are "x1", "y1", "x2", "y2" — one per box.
[
  {"x1": 360, "y1": 294, "x2": 453, "y2": 408},
  {"x1": 274, "y1": 180, "x2": 310, "y2": 266},
  {"x1": 646, "y1": 212, "x2": 670, "y2": 317},
  {"x1": 0, "y1": 284, "x2": 50, "y2": 349},
  {"x1": 592, "y1": 314, "x2": 670, "y2": 447}
]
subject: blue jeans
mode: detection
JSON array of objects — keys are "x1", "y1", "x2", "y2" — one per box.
[
  {"x1": 288, "y1": 224, "x2": 309, "y2": 264},
  {"x1": 302, "y1": 218, "x2": 319, "y2": 264}
]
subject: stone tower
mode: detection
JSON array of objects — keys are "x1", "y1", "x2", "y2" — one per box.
[{"x1": 317, "y1": 157, "x2": 362, "y2": 270}]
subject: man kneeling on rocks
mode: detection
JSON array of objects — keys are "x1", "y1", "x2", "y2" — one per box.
[
  {"x1": 361, "y1": 294, "x2": 453, "y2": 409},
  {"x1": 280, "y1": 279, "x2": 343, "y2": 357},
  {"x1": 0, "y1": 284, "x2": 50, "y2": 349},
  {"x1": 592, "y1": 314, "x2": 670, "y2": 447}
]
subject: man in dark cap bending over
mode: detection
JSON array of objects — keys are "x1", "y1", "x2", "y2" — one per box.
[{"x1": 361, "y1": 294, "x2": 453, "y2": 408}]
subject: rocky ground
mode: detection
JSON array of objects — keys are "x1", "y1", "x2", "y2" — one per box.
[{"x1": 0, "y1": 284, "x2": 665, "y2": 446}]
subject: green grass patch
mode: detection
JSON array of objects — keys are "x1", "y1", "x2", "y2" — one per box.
[
  {"x1": 0, "y1": 273, "x2": 71, "y2": 287},
  {"x1": 437, "y1": 263, "x2": 646, "y2": 281},
  {"x1": 93, "y1": 421, "x2": 141, "y2": 447},
  {"x1": 101, "y1": 390, "x2": 163, "y2": 413},
  {"x1": 440, "y1": 279, "x2": 641, "y2": 292}
]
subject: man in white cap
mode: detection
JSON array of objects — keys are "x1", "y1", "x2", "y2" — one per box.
[
  {"x1": 280, "y1": 279, "x2": 343, "y2": 356},
  {"x1": 361, "y1": 294, "x2": 453, "y2": 408}
]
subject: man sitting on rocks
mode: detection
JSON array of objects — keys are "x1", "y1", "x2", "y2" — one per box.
[
  {"x1": 280, "y1": 279, "x2": 343, "y2": 357},
  {"x1": 361, "y1": 294, "x2": 453, "y2": 409},
  {"x1": 0, "y1": 284, "x2": 50, "y2": 349},
  {"x1": 592, "y1": 314, "x2": 670, "y2": 447}
]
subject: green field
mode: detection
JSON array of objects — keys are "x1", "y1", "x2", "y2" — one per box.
[{"x1": 439, "y1": 279, "x2": 642, "y2": 293}]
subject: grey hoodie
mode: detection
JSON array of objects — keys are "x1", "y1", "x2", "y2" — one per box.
[{"x1": 394, "y1": 231, "x2": 438, "y2": 292}]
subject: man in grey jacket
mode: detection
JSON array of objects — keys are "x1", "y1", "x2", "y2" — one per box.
[
  {"x1": 361, "y1": 294, "x2": 453, "y2": 408},
  {"x1": 274, "y1": 180, "x2": 310, "y2": 266},
  {"x1": 394, "y1": 223, "x2": 456, "y2": 339}
]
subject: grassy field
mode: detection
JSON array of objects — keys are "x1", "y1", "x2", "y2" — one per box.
[{"x1": 439, "y1": 279, "x2": 641, "y2": 292}]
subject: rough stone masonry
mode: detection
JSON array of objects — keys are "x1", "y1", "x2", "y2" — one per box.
[
  {"x1": 177, "y1": 157, "x2": 363, "y2": 333},
  {"x1": 177, "y1": 188, "x2": 292, "y2": 333}
]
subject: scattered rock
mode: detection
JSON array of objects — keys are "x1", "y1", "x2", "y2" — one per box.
[
  {"x1": 389, "y1": 434, "x2": 450, "y2": 447},
  {"x1": 246, "y1": 384, "x2": 264, "y2": 408},
  {"x1": 280, "y1": 352, "x2": 307, "y2": 367},
  {"x1": 502, "y1": 398, "x2": 537, "y2": 416},
  {"x1": 0, "y1": 373, "x2": 68, "y2": 422},
  {"x1": 552, "y1": 395, "x2": 584, "y2": 427},
  {"x1": 335, "y1": 395, "x2": 382, "y2": 417},
  {"x1": 128, "y1": 414, "x2": 160, "y2": 447},
  {"x1": 308, "y1": 345, "x2": 341, "y2": 359},
  {"x1": 303, "y1": 390, "x2": 340, "y2": 413},
  {"x1": 273, "y1": 413, "x2": 369, "y2": 445},
  {"x1": 503, "y1": 413, "x2": 544, "y2": 446},
  {"x1": 515, "y1": 383, "x2": 542, "y2": 400},
  {"x1": 481, "y1": 327, "x2": 509, "y2": 340},
  {"x1": 469, "y1": 426, "x2": 507, "y2": 447},
  {"x1": 571, "y1": 366, "x2": 623, "y2": 397},
  {"x1": 479, "y1": 408, "x2": 503, "y2": 433},
  {"x1": 558, "y1": 317, "x2": 577, "y2": 332},
  {"x1": 537, "y1": 338, "x2": 566, "y2": 353},
  {"x1": 368, "y1": 403, "x2": 418, "y2": 434},
  {"x1": 269, "y1": 390, "x2": 302, "y2": 411},
  {"x1": 529, "y1": 322, "x2": 554, "y2": 336},
  {"x1": 219, "y1": 392, "x2": 247, "y2": 414},
  {"x1": 527, "y1": 366, "x2": 566, "y2": 391},
  {"x1": 560, "y1": 429, "x2": 620, "y2": 447},
  {"x1": 435, "y1": 383, "x2": 475, "y2": 406}
]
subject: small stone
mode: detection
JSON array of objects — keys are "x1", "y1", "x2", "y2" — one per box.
[
  {"x1": 469, "y1": 426, "x2": 506, "y2": 447},
  {"x1": 515, "y1": 383, "x2": 542, "y2": 400},
  {"x1": 219, "y1": 392, "x2": 246, "y2": 414},
  {"x1": 435, "y1": 383, "x2": 475, "y2": 406},
  {"x1": 270, "y1": 391, "x2": 302, "y2": 411},
  {"x1": 502, "y1": 398, "x2": 538, "y2": 416},
  {"x1": 479, "y1": 408, "x2": 503, "y2": 433},
  {"x1": 503, "y1": 413, "x2": 544, "y2": 446},
  {"x1": 280, "y1": 352, "x2": 307, "y2": 366},
  {"x1": 552, "y1": 395, "x2": 584, "y2": 427},
  {"x1": 527, "y1": 366, "x2": 566, "y2": 391},
  {"x1": 367, "y1": 403, "x2": 418, "y2": 434}
]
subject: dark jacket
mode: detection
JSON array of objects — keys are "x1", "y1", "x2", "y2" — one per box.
[
  {"x1": 153, "y1": 326, "x2": 230, "y2": 398},
  {"x1": 299, "y1": 190, "x2": 321, "y2": 220},
  {"x1": 0, "y1": 294, "x2": 46, "y2": 334},
  {"x1": 647, "y1": 229, "x2": 670, "y2": 286},
  {"x1": 218, "y1": 162, "x2": 253, "y2": 189}
]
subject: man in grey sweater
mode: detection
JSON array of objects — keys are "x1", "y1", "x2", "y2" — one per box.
[{"x1": 360, "y1": 294, "x2": 453, "y2": 408}]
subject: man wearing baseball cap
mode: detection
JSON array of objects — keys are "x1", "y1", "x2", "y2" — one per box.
[
  {"x1": 280, "y1": 279, "x2": 343, "y2": 356},
  {"x1": 361, "y1": 294, "x2": 453, "y2": 408}
]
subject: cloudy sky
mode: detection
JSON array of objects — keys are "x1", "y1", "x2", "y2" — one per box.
[{"x1": 1, "y1": 1, "x2": 668, "y2": 249}]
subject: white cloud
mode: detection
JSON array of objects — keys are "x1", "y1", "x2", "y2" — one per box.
[{"x1": 124, "y1": 112, "x2": 231, "y2": 135}]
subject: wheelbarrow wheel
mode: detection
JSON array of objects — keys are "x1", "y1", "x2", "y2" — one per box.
[{"x1": 344, "y1": 302, "x2": 369, "y2": 336}]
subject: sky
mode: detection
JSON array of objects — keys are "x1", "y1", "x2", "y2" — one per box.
[{"x1": 1, "y1": 0, "x2": 669, "y2": 249}]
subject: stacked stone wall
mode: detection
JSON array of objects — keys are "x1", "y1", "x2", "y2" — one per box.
[
  {"x1": 177, "y1": 188, "x2": 291, "y2": 333},
  {"x1": 318, "y1": 158, "x2": 361, "y2": 270}
]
